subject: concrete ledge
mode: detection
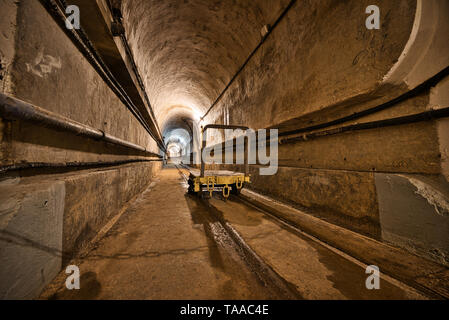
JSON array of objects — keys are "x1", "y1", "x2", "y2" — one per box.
[
  {"x1": 213, "y1": 164, "x2": 382, "y2": 239},
  {"x1": 0, "y1": 161, "x2": 161, "y2": 299},
  {"x1": 239, "y1": 189, "x2": 449, "y2": 299},
  {"x1": 375, "y1": 173, "x2": 449, "y2": 266}
]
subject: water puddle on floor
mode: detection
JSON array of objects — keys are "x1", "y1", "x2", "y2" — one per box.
[{"x1": 183, "y1": 193, "x2": 294, "y2": 299}]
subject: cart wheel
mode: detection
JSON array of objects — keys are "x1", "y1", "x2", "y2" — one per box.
[
  {"x1": 187, "y1": 180, "x2": 196, "y2": 195},
  {"x1": 231, "y1": 183, "x2": 243, "y2": 195}
]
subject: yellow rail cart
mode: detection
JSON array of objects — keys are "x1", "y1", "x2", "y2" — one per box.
[{"x1": 188, "y1": 124, "x2": 251, "y2": 198}]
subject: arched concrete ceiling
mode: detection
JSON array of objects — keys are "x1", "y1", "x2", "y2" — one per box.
[
  {"x1": 162, "y1": 105, "x2": 196, "y2": 135},
  {"x1": 165, "y1": 128, "x2": 191, "y2": 153},
  {"x1": 121, "y1": 0, "x2": 290, "y2": 132}
]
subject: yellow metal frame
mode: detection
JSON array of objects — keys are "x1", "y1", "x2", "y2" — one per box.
[
  {"x1": 193, "y1": 175, "x2": 251, "y2": 197},
  {"x1": 194, "y1": 124, "x2": 252, "y2": 198}
]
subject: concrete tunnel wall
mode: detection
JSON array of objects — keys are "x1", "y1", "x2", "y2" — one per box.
[
  {"x1": 208, "y1": 0, "x2": 449, "y2": 265},
  {"x1": 0, "y1": 0, "x2": 162, "y2": 299},
  {"x1": 122, "y1": 0, "x2": 449, "y2": 265},
  {"x1": 0, "y1": 0, "x2": 449, "y2": 299}
]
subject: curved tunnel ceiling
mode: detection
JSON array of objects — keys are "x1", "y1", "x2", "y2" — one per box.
[{"x1": 122, "y1": 0, "x2": 290, "y2": 133}]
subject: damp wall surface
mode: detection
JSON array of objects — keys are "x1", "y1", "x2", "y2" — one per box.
[
  {"x1": 201, "y1": 0, "x2": 449, "y2": 265},
  {"x1": 0, "y1": 0, "x2": 162, "y2": 299}
]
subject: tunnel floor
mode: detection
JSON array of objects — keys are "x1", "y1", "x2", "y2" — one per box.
[{"x1": 39, "y1": 168, "x2": 427, "y2": 300}]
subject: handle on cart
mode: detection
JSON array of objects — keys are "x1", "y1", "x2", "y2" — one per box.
[{"x1": 200, "y1": 124, "x2": 250, "y2": 178}]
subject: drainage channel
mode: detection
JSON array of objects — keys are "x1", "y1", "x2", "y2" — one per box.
[
  {"x1": 175, "y1": 165, "x2": 428, "y2": 300},
  {"x1": 174, "y1": 165, "x2": 302, "y2": 299}
]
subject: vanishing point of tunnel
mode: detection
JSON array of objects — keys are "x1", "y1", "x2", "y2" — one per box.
[{"x1": 1, "y1": 0, "x2": 449, "y2": 301}]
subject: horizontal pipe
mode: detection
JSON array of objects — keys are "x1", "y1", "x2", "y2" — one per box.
[
  {"x1": 0, "y1": 159, "x2": 162, "y2": 175},
  {"x1": 39, "y1": 0, "x2": 165, "y2": 150},
  {"x1": 192, "y1": 106, "x2": 449, "y2": 151},
  {"x1": 278, "y1": 65, "x2": 449, "y2": 138},
  {"x1": 202, "y1": 124, "x2": 249, "y2": 131},
  {"x1": 0, "y1": 93, "x2": 161, "y2": 157},
  {"x1": 279, "y1": 106, "x2": 449, "y2": 144}
]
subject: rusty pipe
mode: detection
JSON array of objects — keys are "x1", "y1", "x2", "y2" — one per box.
[{"x1": 0, "y1": 93, "x2": 161, "y2": 157}]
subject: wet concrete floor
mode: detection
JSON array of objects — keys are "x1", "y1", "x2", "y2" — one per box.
[{"x1": 40, "y1": 168, "x2": 427, "y2": 299}]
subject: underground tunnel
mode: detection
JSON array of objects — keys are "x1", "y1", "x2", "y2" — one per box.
[{"x1": 1, "y1": 0, "x2": 449, "y2": 304}]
